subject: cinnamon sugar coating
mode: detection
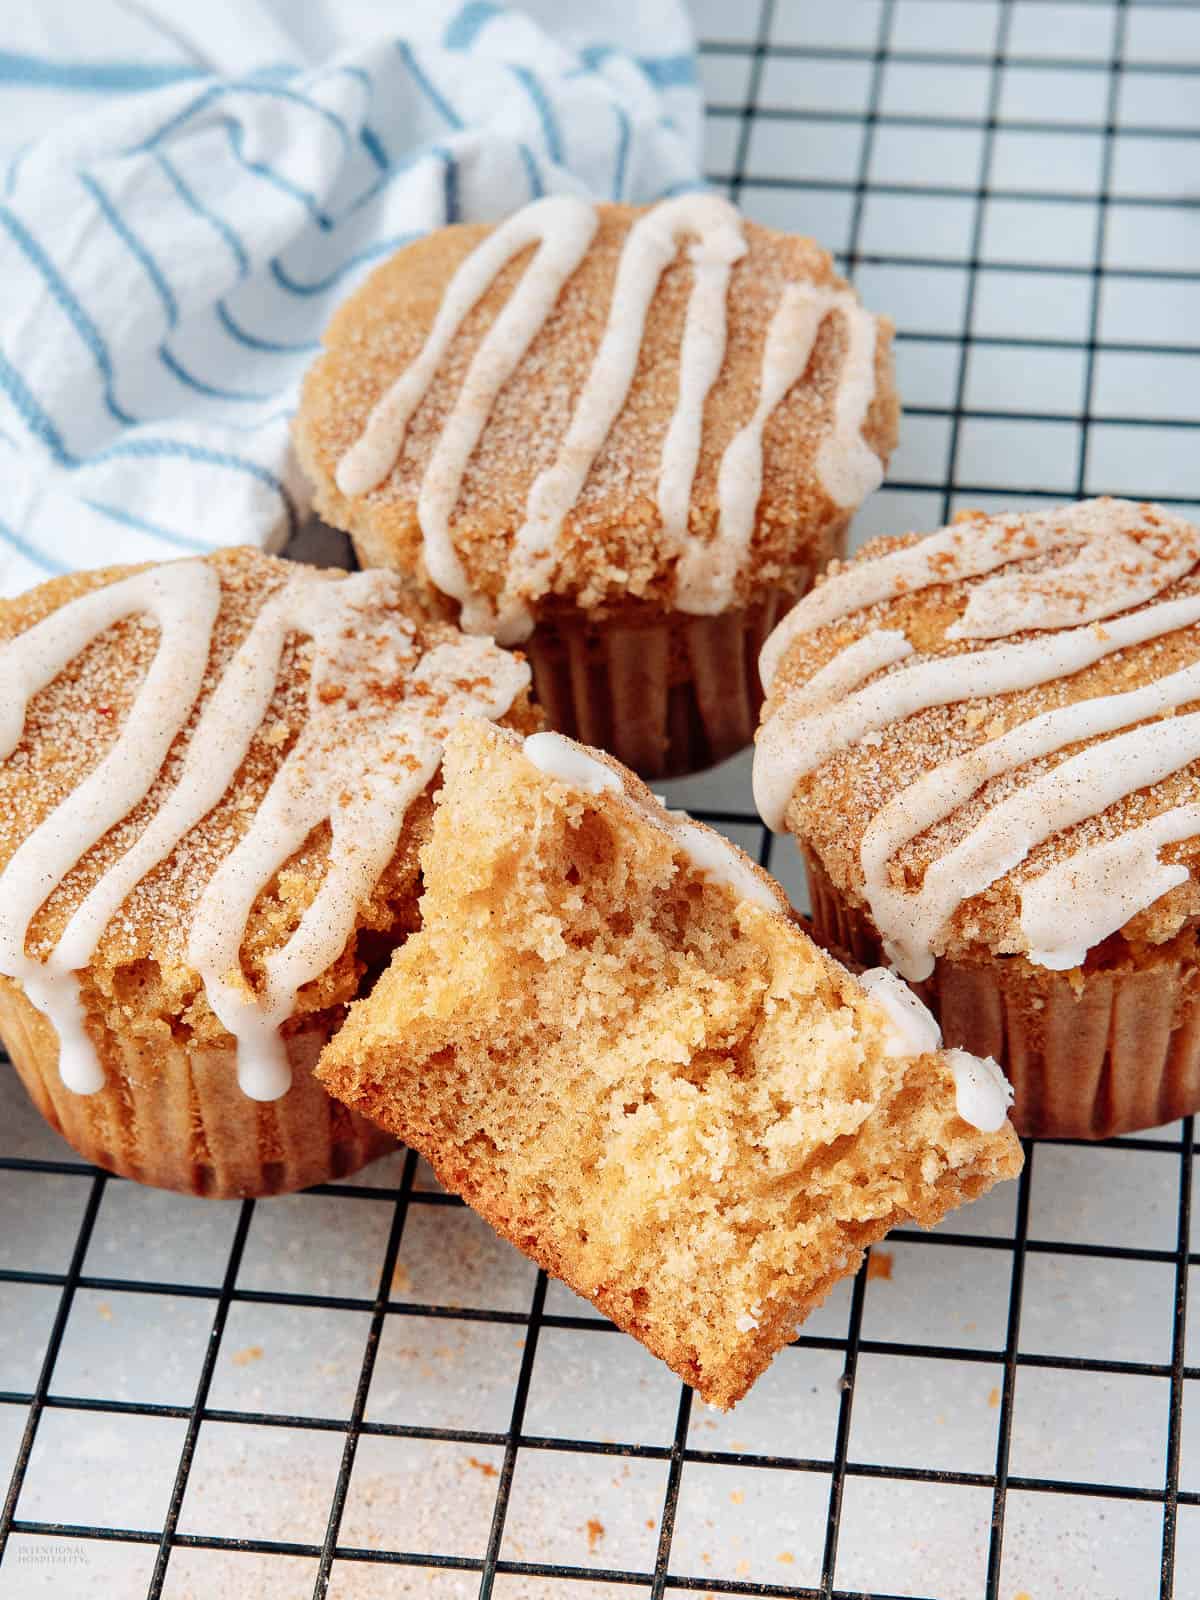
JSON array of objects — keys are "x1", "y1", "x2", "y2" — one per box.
[
  {"x1": 316, "y1": 720, "x2": 1020, "y2": 1407},
  {"x1": 294, "y1": 204, "x2": 899, "y2": 621},
  {"x1": 0, "y1": 549, "x2": 539, "y2": 1059},
  {"x1": 765, "y1": 499, "x2": 1200, "y2": 963}
]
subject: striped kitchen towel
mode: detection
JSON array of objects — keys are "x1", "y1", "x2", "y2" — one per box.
[{"x1": 0, "y1": 0, "x2": 702, "y2": 595}]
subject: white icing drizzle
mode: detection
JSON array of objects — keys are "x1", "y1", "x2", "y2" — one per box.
[
  {"x1": 674, "y1": 283, "x2": 822, "y2": 616},
  {"x1": 1019, "y1": 804, "x2": 1200, "y2": 971},
  {"x1": 753, "y1": 629, "x2": 913, "y2": 828},
  {"x1": 754, "y1": 589, "x2": 1200, "y2": 833},
  {"x1": 675, "y1": 283, "x2": 879, "y2": 615},
  {"x1": 521, "y1": 731, "x2": 779, "y2": 913},
  {"x1": 411, "y1": 201, "x2": 601, "y2": 631},
  {"x1": 0, "y1": 564, "x2": 221, "y2": 1093},
  {"x1": 859, "y1": 966, "x2": 942, "y2": 1057},
  {"x1": 945, "y1": 1049, "x2": 1012, "y2": 1133},
  {"x1": 660, "y1": 813, "x2": 779, "y2": 912},
  {"x1": 860, "y1": 966, "x2": 1011, "y2": 1131},
  {"x1": 815, "y1": 293, "x2": 883, "y2": 510},
  {"x1": 523, "y1": 730, "x2": 620, "y2": 795},
  {"x1": 753, "y1": 499, "x2": 1200, "y2": 977},
  {"x1": 656, "y1": 204, "x2": 748, "y2": 554},
  {"x1": 0, "y1": 563, "x2": 528, "y2": 1100},
  {"x1": 861, "y1": 653, "x2": 1200, "y2": 977},
  {"x1": 758, "y1": 498, "x2": 1200, "y2": 691},
  {"x1": 871, "y1": 711, "x2": 1200, "y2": 980},
  {"x1": 336, "y1": 196, "x2": 883, "y2": 638},
  {"x1": 947, "y1": 526, "x2": 1191, "y2": 641},
  {"x1": 335, "y1": 195, "x2": 597, "y2": 506},
  {"x1": 500, "y1": 195, "x2": 747, "y2": 641}
]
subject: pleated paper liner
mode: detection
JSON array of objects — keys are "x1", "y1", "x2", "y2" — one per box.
[
  {"x1": 803, "y1": 851, "x2": 1200, "y2": 1140},
  {"x1": 524, "y1": 577, "x2": 830, "y2": 782},
  {"x1": 0, "y1": 978, "x2": 395, "y2": 1198},
  {"x1": 523, "y1": 517, "x2": 849, "y2": 779}
]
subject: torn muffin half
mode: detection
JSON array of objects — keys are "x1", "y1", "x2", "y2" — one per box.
[{"x1": 317, "y1": 719, "x2": 1021, "y2": 1408}]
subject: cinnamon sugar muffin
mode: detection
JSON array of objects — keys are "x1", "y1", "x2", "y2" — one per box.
[
  {"x1": 294, "y1": 196, "x2": 899, "y2": 778},
  {"x1": 0, "y1": 549, "x2": 536, "y2": 1197},
  {"x1": 755, "y1": 497, "x2": 1200, "y2": 1138},
  {"x1": 317, "y1": 719, "x2": 1020, "y2": 1407}
]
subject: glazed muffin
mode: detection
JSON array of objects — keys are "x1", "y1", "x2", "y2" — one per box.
[
  {"x1": 317, "y1": 719, "x2": 1020, "y2": 1407},
  {"x1": 754, "y1": 497, "x2": 1200, "y2": 1138},
  {"x1": 0, "y1": 549, "x2": 536, "y2": 1197},
  {"x1": 294, "y1": 196, "x2": 899, "y2": 778}
]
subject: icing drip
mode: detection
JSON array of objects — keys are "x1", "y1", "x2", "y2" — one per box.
[
  {"x1": 859, "y1": 967, "x2": 1011, "y2": 1132},
  {"x1": 523, "y1": 730, "x2": 620, "y2": 795},
  {"x1": 946, "y1": 1050, "x2": 1013, "y2": 1133},
  {"x1": 948, "y1": 527, "x2": 1191, "y2": 641},
  {"x1": 1019, "y1": 804, "x2": 1200, "y2": 971},
  {"x1": 660, "y1": 813, "x2": 779, "y2": 912},
  {"x1": 676, "y1": 284, "x2": 879, "y2": 615},
  {"x1": 657, "y1": 206, "x2": 748, "y2": 555},
  {"x1": 522, "y1": 731, "x2": 780, "y2": 913},
  {"x1": 861, "y1": 652, "x2": 1200, "y2": 978},
  {"x1": 191, "y1": 609, "x2": 528, "y2": 1099},
  {"x1": 753, "y1": 629, "x2": 913, "y2": 829},
  {"x1": 0, "y1": 563, "x2": 221, "y2": 1092},
  {"x1": 754, "y1": 589, "x2": 1200, "y2": 832},
  {"x1": 500, "y1": 195, "x2": 746, "y2": 641},
  {"x1": 758, "y1": 498, "x2": 1200, "y2": 691},
  {"x1": 873, "y1": 711, "x2": 1200, "y2": 980},
  {"x1": 336, "y1": 196, "x2": 884, "y2": 637},
  {"x1": 815, "y1": 293, "x2": 883, "y2": 510},
  {"x1": 335, "y1": 195, "x2": 597, "y2": 507},
  {"x1": 859, "y1": 967, "x2": 942, "y2": 1057},
  {"x1": 753, "y1": 498, "x2": 1200, "y2": 977},
  {"x1": 0, "y1": 563, "x2": 529, "y2": 1099}
]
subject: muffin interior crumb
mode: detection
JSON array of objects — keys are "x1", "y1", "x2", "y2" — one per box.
[{"x1": 317, "y1": 720, "x2": 1021, "y2": 1406}]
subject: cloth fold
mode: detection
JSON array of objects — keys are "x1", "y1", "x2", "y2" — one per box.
[{"x1": 0, "y1": 0, "x2": 702, "y2": 595}]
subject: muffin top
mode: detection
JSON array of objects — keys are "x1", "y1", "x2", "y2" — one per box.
[
  {"x1": 0, "y1": 548, "x2": 533, "y2": 1099},
  {"x1": 295, "y1": 197, "x2": 898, "y2": 641},
  {"x1": 753, "y1": 498, "x2": 1200, "y2": 976}
]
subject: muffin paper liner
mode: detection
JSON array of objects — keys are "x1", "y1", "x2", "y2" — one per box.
[
  {"x1": 523, "y1": 569, "x2": 820, "y2": 781},
  {"x1": 804, "y1": 852, "x2": 1200, "y2": 1139},
  {"x1": 347, "y1": 523, "x2": 849, "y2": 781},
  {"x1": 0, "y1": 977, "x2": 394, "y2": 1197}
]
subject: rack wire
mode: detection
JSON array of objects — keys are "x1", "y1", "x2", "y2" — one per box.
[{"x1": 3, "y1": 0, "x2": 1200, "y2": 1594}]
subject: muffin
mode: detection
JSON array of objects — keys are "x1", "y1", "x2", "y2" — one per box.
[
  {"x1": 294, "y1": 195, "x2": 899, "y2": 778},
  {"x1": 754, "y1": 496, "x2": 1200, "y2": 1138},
  {"x1": 317, "y1": 719, "x2": 1020, "y2": 1407},
  {"x1": 0, "y1": 548, "x2": 536, "y2": 1197}
]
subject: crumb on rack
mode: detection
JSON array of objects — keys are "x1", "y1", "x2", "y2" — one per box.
[{"x1": 866, "y1": 1248, "x2": 893, "y2": 1281}]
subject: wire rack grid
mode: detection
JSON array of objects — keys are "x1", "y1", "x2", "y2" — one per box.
[{"x1": 3, "y1": 0, "x2": 1200, "y2": 1595}]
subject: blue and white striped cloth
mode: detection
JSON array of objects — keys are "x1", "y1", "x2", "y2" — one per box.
[{"x1": 0, "y1": 0, "x2": 702, "y2": 596}]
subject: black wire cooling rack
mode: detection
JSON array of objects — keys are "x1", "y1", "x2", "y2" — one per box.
[{"x1": 4, "y1": 1, "x2": 1200, "y2": 1595}]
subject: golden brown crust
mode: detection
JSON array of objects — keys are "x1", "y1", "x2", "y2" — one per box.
[
  {"x1": 0, "y1": 549, "x2": 539, "y2": 1056},
  {"x1": 317, "y1": 719, "x2": 1020, "y2": 1407},
  {"x1": 294, "y1": 204, "x2": 899, "y2": 621},
  {"x1": 768, "y1": 507, "x2": 1200, "y2": 962}
]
